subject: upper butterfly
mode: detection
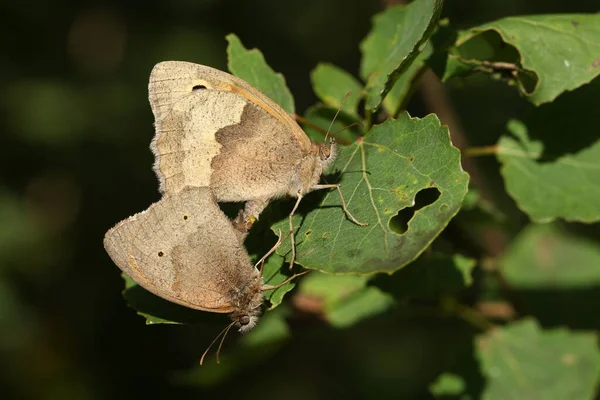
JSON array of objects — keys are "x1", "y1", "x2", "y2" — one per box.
[
  {"x1": 149, "y1": 62, "x2": 367, "y2": 266},
  {"x1": 149, "y1": 61, "x2": 336, "y2": 222}
]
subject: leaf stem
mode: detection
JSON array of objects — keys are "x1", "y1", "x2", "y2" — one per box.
[{"x1": 463, "y1": 145, "x2": 499, "y2": 157}]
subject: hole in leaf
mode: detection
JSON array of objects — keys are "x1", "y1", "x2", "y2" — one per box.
[{"x1": 389, "y1": 187, "x2": 441, "y2": 234}]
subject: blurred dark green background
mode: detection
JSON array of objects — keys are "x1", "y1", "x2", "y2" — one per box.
[{"x1": 1, "y1": 1, "x2": 598, "y2": 399}]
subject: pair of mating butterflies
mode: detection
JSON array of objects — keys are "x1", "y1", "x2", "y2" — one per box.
[{"x1": 103, "y1": 61, "x2": 365, "y2": 340}]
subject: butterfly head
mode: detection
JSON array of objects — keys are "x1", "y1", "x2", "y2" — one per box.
[
  {"x1": 318, "y1": 138, "x2": 337, "y2": 172},
  {"x1": 229, "y1": 272, "x2": 264, "y2": 333}
]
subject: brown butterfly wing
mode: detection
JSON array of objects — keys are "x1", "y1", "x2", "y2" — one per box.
[
  {"x1": 103, "y1": 187, "x2": 255, "y2": 312},
  {"x1": 150, "y1": 88, "x2": 249, "y2": 194},
  {"x1": 149, "y1": 62, "x2": 311, "y2": 150},
  {"x1": 149, "y1": 62, "x2": 314, "y2": 199}
]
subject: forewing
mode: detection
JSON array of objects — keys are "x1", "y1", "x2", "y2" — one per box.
[
  {"x1": 149, "y1": 61, "x2": 310, "y2": 148},
  {"x1": 150, "y1": 89, "x2": 248, "y2": 194},
  {"x1": 149, "y1": 62, "x2": 312, "y2": 195}
]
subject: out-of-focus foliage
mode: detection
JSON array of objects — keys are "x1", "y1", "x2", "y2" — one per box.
[{"x1": 2, "y1": 0, "x2": 600, "y2": 398}]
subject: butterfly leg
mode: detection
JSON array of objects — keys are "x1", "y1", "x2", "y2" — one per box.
[
  {"x1": 288, "y1": 195, "x2": 303, "y2": 270},
  {"x1": 311, "y1": 184, "x2": 368, "y2": 226},
  {"x1": 254, "y1": 229, "x2": 284, "y2": 273}
]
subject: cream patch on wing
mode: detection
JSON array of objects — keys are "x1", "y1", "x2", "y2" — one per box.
[{"x1": 151, "y1": 90, "x2": 247, "y2": 193}]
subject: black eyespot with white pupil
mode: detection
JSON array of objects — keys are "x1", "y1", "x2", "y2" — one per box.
[
  {"x1": 183, "y1": 215, "x2": 188, "y2": 220},
  {"x1": 158, "y1": 251, "x2": 164, "y2": 257}
]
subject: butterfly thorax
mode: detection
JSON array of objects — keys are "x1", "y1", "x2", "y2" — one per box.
[{"x1": 229, "y1": 272, "x2": 264, "y2": 333}]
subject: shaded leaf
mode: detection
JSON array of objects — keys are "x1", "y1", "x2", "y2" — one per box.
[
  {"x1": 360, "y1": 0, "x2": 443, "y2": 111},
  {"x1": 382, "y1": 41, "x2": 434, "y2": 116},
  {"x1": 443, "y1": 14, "x2": 600, "y2": 105},
  {"x1": 273, "y1": 112, "x2": 469, "y2": 275},
  {"x1": 500, "y1": 224, "x2": 600, "y2": 289},
  {"x1": 476, "y1": 318, "x2": 600, "y2": 400},
  {"x1": 310, "y1": 63, "x2": 363, "y2": 117},
  {"x1": 226, "y1": 33, "x2": 295, "y2": 114},
  {"x1": 297, "y1": 273, "x2": 393, "y2": 328},
  {"x1": 497, "y1": 119, "x2": 600, "y2": 223}
]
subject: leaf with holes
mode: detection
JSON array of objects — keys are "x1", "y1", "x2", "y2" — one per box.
[
  {"x1": 476, "y1": 318, "x2": 600, "y2": 400},
  {"x1": 226, "y1": 33, "x2": 295, "y2": 114},
  {"x1": 443, "y1": 13, "x2": 600, "y2": 105},
  {"x1": 272, "y1": 112, "x2": 469, "y2": 275},
  {"x1": 360, "y1": 0, "x2": 443, "y2": 112}
]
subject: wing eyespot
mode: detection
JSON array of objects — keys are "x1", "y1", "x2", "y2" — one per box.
[{"x1": 158, "y1": 251, "x2": 164, "y2": 257}]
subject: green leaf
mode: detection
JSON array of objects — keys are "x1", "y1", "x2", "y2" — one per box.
[
  {"x1": 497, "y1": 119, "x2": 600, "y2": 223},
  {"x1": 301, "y1": 104, "x2": 365, "y2": 145},
  {"x1": 382, "y1": 41, "x2": 434, "y2": 116},
  {"x1": 297, "y1": 273, "x2": 394, "y2": 328},
  {"x1": 500, "y1": 224, "x2": 600, "y2": 289},
  {"x1": 226, "y1": 33, "x2": 295, "y2": 114},
  {"x1": 443, "y1": 14, "x2": 600, "y2": 105},
  {"x1": 260, "y1": 254, "x2": 297, "y2": 309},
  {"x1": 175, "y1": 306, "x2": 290, "y2": 386},
  {"x1": 310, "y1": 63, "x2": 363, "y2": 117},
  {"x1": 429, "y1": 373, "x2": 466, "y2": 397},
  {"x1": 476, "y1": 318, "x2": 600, "y2": 400},
  {"x1": 273, "y1": 112, "x2": 469, "y2": 275},
  {"x1": 360, "y1": 0, "x2": 444, "y2": 111}
]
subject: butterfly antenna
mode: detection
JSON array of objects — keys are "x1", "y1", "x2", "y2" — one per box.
[
  {"x1": 215, "y1": 322, "x2": 235, "y2": 364},
  {"x1": 333, "y1": 121, "x2": 363, "y2": 137},
  {"x1": 200, "y1": 321, "x2": 236, "y2": 365},
  {"x1": 324, "y1": 91, "x2": 352, "y2": 143}
]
